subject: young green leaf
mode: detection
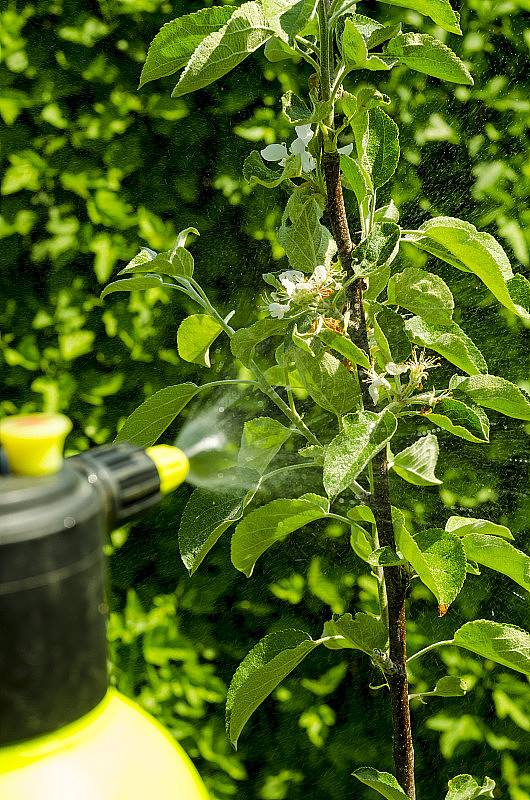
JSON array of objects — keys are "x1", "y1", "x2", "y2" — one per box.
[
  {"x1": 114, "y1": 383, "x2": 199, "y2": 446},
  {"x1": 324, "y1": 410, "x2": 398, "y2": 498},
  {"x1": 342, "y1": 19, "x2": 398, "y2": 72},
  {"x1": 375, "y1": 0, "x2": 462, "y2": 35},
  {"x1": 393, "y1": 511, "x2": 466, "y2": 608},
  {"x1": 386, "y1": 34, "x2": 473, "y2": 85},
  {"x1": 316, "y1": 324, "x2": 371, "y2": 369},
  {"x1": 139, "y1": 6, "x2": 235, "y2": 88},
  {"x1": 352, "y1": 767, "x2": 411, "y2": 800},
  {"x1": 347, "y1": 14, "x2": 402, "y2": 50},
  {"x1": 351, "y1": 107, "x2": 400, "y2": 189},
  {"x1": 261, "y1": 0, "x2": 318, "y2": 45},
  {"x1": 374, "y1": 306, "x2": 412, "y2": 364},
  {"x1": 461, "y1": 535, "x2": 530, "y2": 592},
  {"x1": 238, "y1": 416, "x2": 292, "y2": 474},
  {"x1": 118, "y1": 247, "x2": 194, "y2": 279},
  {"x1": 263, "y1": 36, "x2": 298, "y2": 61},
  {"x1": 417, "y1": 398, "x2": 490, "y2": 443},
  {"x1": 353, "y1": 221, "x2": 401, "y2": 275},
  {"x1": 368, "y1": 547, "x2": 405, "y2": 566},
  {"x1": 446, "y1": 516, "x2": 513, "y2": 541},
  {"x1": 230, "y1": 318, "x2": 288, "y2": 367},
  {"x1": 413, "y1": 217, "x2": 530, "y2": 321},
  {"x1": 294, "y1": 348, "x2": 361, "y2": 415},
  {"x1": 101, "y1": 274, "x2": 166, "y2": 300},
  {"x1": 179, "y1": 473, "x2": 259, "y2": 574},
  {"x1": 414, "y1": 675, "x2": 467, "y2": 699},
  {"x1": 278, "y1": 198, "x2": 336, "y2": 273},
  {"x1": 404, "y1": 317, "x2": 488, "y2": 375},
  {"x1": 324, "y1": 612, "x2": 388, "y2": 654},
  {"x1": 226, "y1": 629, "x2": 321, "y2": 748},
  {"x1": 231, "y1": 495, "x2": 329, "y2": 576},
  {"x1": 453, "y1": 620, "x2": 530, "y2": 675},
  {"x1": 340, "y1": 153, "x2": 372, "y2": 208},
  {"x1": 172, "y1": 2, "x2": 274, "y2": 98},
  {"x1": 452, "y1": 374, "x2": 530, "y2": 420},
  {"x1": 389, "y1": 433, "x2": 442, "y2": 486},
  {"x1": 387, "y1": 267, "x2": 454, "y2": 326},
  {"x1": 445, "y1": 774, "x2": 495, "y2": 800},
  {"x1": 177, "y1": 315, "x2": 224, "y2": 367},
  {"x1": 282, "y1": 90, "x2": 333, "y2": 125},
  {"x1": 243, "y1": 150, "x2": 302, "y2": 187}
]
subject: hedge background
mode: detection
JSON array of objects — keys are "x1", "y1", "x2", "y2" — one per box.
[{"x1": 1, "y1": 1, "x2": 529, "y2": 798}]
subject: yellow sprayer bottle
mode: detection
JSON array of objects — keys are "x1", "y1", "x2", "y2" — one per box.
[{"x1": 0, "y1": 413, "x2": 209, "y2": 800}]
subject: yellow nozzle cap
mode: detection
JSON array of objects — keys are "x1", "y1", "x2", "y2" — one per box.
[
  {"x1": 145, "y1": 445, "x2": 189, "y2": 494},
  {"x1": 0, "y1": 413, "x2": 73, "y2": 476}
]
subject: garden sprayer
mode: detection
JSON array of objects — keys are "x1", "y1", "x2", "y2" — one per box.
[{"x1": 0, "y1": 412, "x2": 209, "y2": 799}]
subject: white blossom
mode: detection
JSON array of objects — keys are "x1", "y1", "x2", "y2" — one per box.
[
  {"x1": 363, "y1": 365, "x2": 392, "y2": 405},
  {"x1": 268, "y1": 302, "x2": 290, "y2": 319},
  {"x1": 385, "y1": 362, "x2": 410, "y2": 376},
  {"x1": 312, "y1": 265, "x2": 327, "y2": 283}
]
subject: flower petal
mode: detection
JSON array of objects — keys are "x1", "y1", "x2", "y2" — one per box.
[
  {"x1": 269, "y1": 302, "x2": 290, "y2": 319},
  {"x1": 290, "y1": 137, "x2": 307, "y2": 155},
  {"x1": 300, "y1": 151, "x2": 316, "y2": 172},
  {"x1": 337, "y1": 143, "x2": 354, "y2": 156},
  {"x1": 260, "y1": 144, "x2": 289, "y2": 161},
  {"x1": 312, "y1": 265, "x2": 327, "y2": 282},
  {"x1": 295, "y1": 124, "x2": 313, "y2": 143}
]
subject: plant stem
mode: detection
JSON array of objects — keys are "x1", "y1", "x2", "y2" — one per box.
[
  {"x1": 320, "y1": 120, "x2": 416, "y2": 800},
  {"x1": 318, "y1": 0, "x2": 332, "y2": 105},
  {"x1": 406, "y1": 640, "x2": 454, "y2": 666}
]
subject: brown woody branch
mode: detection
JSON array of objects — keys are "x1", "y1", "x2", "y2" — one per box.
[{"x1": 321, "y1": 148, "x2": 416, "y2": 799}]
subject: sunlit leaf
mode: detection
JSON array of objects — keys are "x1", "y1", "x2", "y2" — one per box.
[
  {"x1": 387, "y1": 267, "x2": 454, "y2": 326},
  {"x1": 445, "y1": 516, "x2": 513, "y2": 541},
  {"x1": 114, "y1": 383, "x2": 198, "y2": 446},
  {"x1": 375, "y1": 0, "x2": 461, "y2": 34},
  {"x1": 243, "y1": 150, "x2": 302, "y2": 187},
  {"x1": 417, "y1": 398, "x2": 489, "y2": 443},
  {"x1": 452, "y1": 374, "x2": 530, "y2": 420},
  {"x1": 445, "y1": 774, "x2": 495, "y2": 800},
  {"x1": 462, "y1": 534, "x2": 530, "y2": 592},
  {"x1": 294, "y1": 348, "x2": 361, "y2": 415},
  {"x1": 230, "y1": 318, "x2": 288, "y2": 367},
  {"x1": 453, "y1": 620, "x2": 530, "y2": 675},
  {"x1": 390, "y1": 433, "x2": 442, "y2": 486},
  {"x1": 352, "y1": 767, "x2": 411, "y2": 800},
  {"x1": 238, "y1": 416, "x2": 292, "y2": 473},
  {"x1": 386, "y1": 34, "x2": 473, "y2": 85},
  {"x1": 177, "y1": 314, "x2": 224, "y2": 367},
  {"x1": 404, "y1": 316, "x2": 487, "y2": 375}
]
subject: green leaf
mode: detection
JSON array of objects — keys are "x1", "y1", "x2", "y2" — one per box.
[
  {"x1": 404, "y1": 317, "x2": 487, "y2": 375},
  {"x1": 101, "y1": 274, "x2": 166, "y2": 299},
  {"x1": 261, "y1": 0, "x2": 318, "y2": 44},
  {"x1": 368, "y1": 547, "x2": 405, "y2": 566},
  {"x1": 417, "y1": 675, "x2": 468, "y2": 698},
  {"x1": 353, "y1": 222, "x2": 401, "y2": 276},
  {"x1": 243, "y1": 150, "x2": 302, "y2": 187},
  {"x1": 316, "y1": 324, "x2": 370, "y2": 369},
  {"x1": 238, "y1": 416, "x2": 292, "y2": 473},
  {"x1": 231, "y1": 318, "x2": 288, "y2": 367},
  {"x1": 387, "y1": 267, "x2": 454, "y2": 326},
  {"x1": 324, "y1": 410, "x2": 397, "y2": 498},
  {"x1": 453, "y1": 620, "x2": 530, "y2": 675},
  {"x1": 342, "y1": 19, "x2": 398, "y2": 72},
  {"x1": 374, "y1": 306, "x2": 412, "y2": 364},
  {"x1": 294, "y1": 348, "x2": 361, "y2": 415},
  {"x1": 175, "y1": 226, "x2": 200, "y2": 249},
  {"x1": 231, "y1": 496, "x2": 329, "y2": 576},
  {"x1": 445, "y1": 774, "x2": 495, "y2": 800},
  {"x1": 462, "y1": 535, "x2": 530, "y2": 592},
  {"x1": 324, "y1": 612, "x2": 388, "y2": 654},
  {"x1": 179, "y1": 474, "x2": 258, "y2": 574},
  {"x1": 413, "y1": 217, "x2": 530, "y2": 321},
  {"x1": 177, "y1": 314, "x2": 223, "y2": 367},
  {"x1": 278, "y1": 198, "x2": 336, "y2": 273},
  {"x1": 263, "y1": 36, "x2": 298, "y2": 61},
  {"x1": 139, "y1": 7, "x2": 235, "y2": 87},
  {"x1": 352, "y1": 767, "x2": 411, "y2": 800},
  {"x1": 386, "y1": 34, "x2": 473, "y2": 85},
  {"x1": 282, "y1": 88, "x2": 334, "y2": 127},
  {"x1": 417, "y1": 398, "x2": 489, "y2": 443},
  {"x1": 446, "y1": 516, "x2": 513, "y2": 541},
  {"x1": 452, "y1": 375, "x2": 530, "y2": 421},
  {"x1": 118, "y1": 247, "x2": 194, "y2": 279},
  {"x1": 348, "y1": 14, "x2": 402, "y2": 50},
  {"x1": 114, "y1": 383, "x2": 198, "y2": 446},
  {"x1": 340, "y1": 153, "x2": 372, "y2": 208},
  {"x1": 226, "y1": 629, "x2": 321, "y2": 747},
  {"x1": 172, "y1": 2, "x2": 274, "y2": 98},
  {"x1": 351, "y1": 107, "x2": 400, "y2": 190},
  {"x1": 390, "y1": 433, "x2": 442, "y2": 486},
  {"x1": 393, "y1": 511, "x2": 466, "y2": 607},
  {"x1": 375, "y1": 0, "x2": 462, "y2": 35}
]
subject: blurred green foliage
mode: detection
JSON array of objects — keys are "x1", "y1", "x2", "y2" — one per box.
[{"x1": 1, "y1": 0, "x2": 529, "y2": 798}]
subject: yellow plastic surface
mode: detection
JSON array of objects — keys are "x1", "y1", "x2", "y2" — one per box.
[
  {"x1": 0, "y1": 690, "x2": 209, "y2": 800},
  {"x1": 146, "y1": 444, "x2": 190, "y2": 494},
  {"x1": 0, "y1": 413, "x2": 72, "y2": 476}
]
